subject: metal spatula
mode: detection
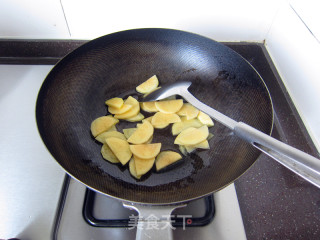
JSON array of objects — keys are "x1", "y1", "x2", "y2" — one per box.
[{"x1": 143, "y1": 81, "x2": 320, "y2": 188}]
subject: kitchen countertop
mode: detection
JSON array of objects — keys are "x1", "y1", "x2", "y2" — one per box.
[
  {"x1": 229, "y1": 44, "x2": 320, "y2": 239},
  {"x1": 0, "y1": 64, "x2": 66, "y2": 239},
  {"x1": 1, "y1": 39, "x2": 320, "y2": 239}
]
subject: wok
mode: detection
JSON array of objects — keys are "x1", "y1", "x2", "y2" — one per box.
[{"x1": 36, "y1": 29, "x2": 273, "y2": 239}]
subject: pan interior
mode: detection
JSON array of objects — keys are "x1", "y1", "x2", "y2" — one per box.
[{"x1": 36, "y1": 29, "x2": 273, "y2": 204}]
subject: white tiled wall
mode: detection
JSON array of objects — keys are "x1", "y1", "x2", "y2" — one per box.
[
  {"x1": 1, "y1": 0, "x2": 282, "y2": 41},
  {"x1": 265, "y1": 1, "x2": 320, "y2": 151},
  {"x1": 0, "y1": 0, "x2": 70, "y2": 38},
  {"x1": 59, "y1": 0, "x2": 281, "y2": 41}
]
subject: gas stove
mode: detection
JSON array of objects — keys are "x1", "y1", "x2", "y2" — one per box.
[
  {"x1": 52, "y1": 177, "x2": 245, "y2": 240},
  {"x1": 1, "y1": 40, "x2": 320, "y2": 240}
]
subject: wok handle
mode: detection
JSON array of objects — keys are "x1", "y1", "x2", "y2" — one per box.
[
  {"x1": 234, "y1": 122, "x2": 320, "y2": 188},
  {"x1": 123, "y1": 203, "x2": 186, "y2": 240}
]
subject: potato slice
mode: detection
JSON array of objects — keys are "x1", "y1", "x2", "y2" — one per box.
[
  {"x1": 143, "y1": 86, "x2": 161, "y2": 98},
  {"x1": 184, "y1": 146, "x2": 196, "y2": 154},
  {"x1": 207, "y1": 133, "x2": 214, "y2": 141},
  {"x1": 95, "y1": 130, "x2": 127, "y2": 143},
  {"x1": 184, "y1": 140, "x2": 210, "y2": 153},
  {"x1": 151, "y1": 112, "x2": 181, "y2": 126},
  {"x1": 130, "y1": 143, "x2": 161, "y2": 159},
  {"x1": 108, "y1": 125, "x2": 117, "y2": 132},
  {"x1": 123, "y1": 128, "x2": 137, "y2": 139},
  {"x1": 153, "y1": 123, "x2": 170, "y2": 129},
  {"x1": 143, "y1": 116, "x2": 153, "y2": 123},
  {"x1": 106, "y1": 137, "x2": 132, "y2": 165},
  {"x1": 143, "y1": 116, "x2": 169, "y2": 129},
  {"x1": 145, "y1": 136, "x2": 153, "y2": 144},
  {"x1": 101, "y1": 144, "x2": 120, "y2": 163},
  {"x1": 155, "y1": 99, "x2": 183, "y2": 114},
  {"x1": 197, "y1": 111, "x2": 214, "y2": 127},
  {"x1": 177, "y1": 103, "x2": 199, "y2": 120},
  {"x1": 114, "y1": 96, "x2": 140, "y2": 119},
  {"x1": 155, "y1": 151, "x2": 182, "y2": 171},
  {"x1": 140, "y1": 102, "x2": 158, "y2": 113},
  {"x1": 127, "y1": 121, "x2": 154, "y2": 144},
  {"x1": 108, "y1": 104, "x2": 132, "y2": 115},
  {"x1": 129, "y1": 158, "x2": 141, "y2": 179},
  {"x1": 179, "y1": 145, "x2": 188, "y2": 156},
  {"x1": 105, "y1": 97, "x2": 124, "y2": 109},
  {"x1": 125, "y1": 113, "x2": 145, "y2": 122},
  {"x1": 171, "y1": 117, "x2": 203, "y2": 136},
  {"x1": 134, "y1": 155, "x2": 155, "y2": 176},
  {"x1": 174, "y1": 125, "x2": 209, "y2": 145},
  {"x1": 136, "y1": 75, "x2": 159, "y2": 94},
  {"x1": 90, "y1": 115, "x2": 119, "y2": 137}
]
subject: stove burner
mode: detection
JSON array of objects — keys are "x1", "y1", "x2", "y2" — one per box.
[{"x1": 82, "y1": 189, "x2": 215, "y2": 228}]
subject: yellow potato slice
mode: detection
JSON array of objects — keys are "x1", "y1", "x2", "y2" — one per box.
[
  {"x1": 207, "y1": 133, "x2": 214, "y2": 141},
  {"x1": 197, "y1": 111, "x2": 214, "y2": 127},
  {"x1": 174, "y1": 125, "x2": 209, "y2": 145},
  {"x1": 143, "y1": 87, "x2": 161, "y2": 98},
  {"x1": 123, "y1": 128, "x2": 137, "y2": 139},
  {"x1": 184, "y1": 140, "x2": 210, "y2": 153},
  {"x1": 140, "y1": 102, "x2": 158, "y2": 112},
  {"x1": 177, "y1": 103, "x2": 200, "y2": 120},
  {"x1": 155, "y1": 151, "x2": 182, "y2": 171},
  {"x1": 136, "y1": 75, "x2": 159, "y2": 94},
  {"x1": 114, "y1": 96, "x2": 140, "y2": 119},
  {"x1": 125, "y1": 113, "x2": 145, "y2": 122},
  {"x1": 95, "y1": 130, "x2": 127, "y2": 143},
  {"x1": 108, "y1": 125, "x2": 117, "y2": 132},
  {"x1": 171, "y1": 117, "x2": 203, "y2": 136},
  {"x1": 174, "y1": 128, "x2": 198, "y2": 144},
  {"x1": 108, "y1": 104, "x2": 132, "y2": 115},
  {"x1": 129, "y1": 158, "x2": 141, "y2": 179},
  {"x1": 184, "y1": 146, "x2": 196, "y2": 154},
  {"x1": 134, "y1": 155, "x2": 155, "y2": 176},
  {"x1": 153, "y1": 123, "x2": 170, "y2": 129},
  {"x1": 145, "y1": 136, "x2": 153, "y2": 144},
  {"x1": 90, "y1": 115, "x2": 119, "y2": 137},
  {"x1": 106, "y1": 137, "x2": 132, "y2": 165},
  {"x1": 179, "y1": 145, "x2": 188, "y2": 156},
  {"x1": 101, "y1": 144, "x2": 120, "y2": 163},
  {"x1": 142, "y1": 116, "x2": 153, "y2": 123},
  {"x1": 127, "y1": 121, "x2": 154, "y2": 144},
  {"x1": 143, "y1": 116, "x2": 169, "y2": 129},
  {"x1": 151, "y1": 112, "x2": 181, "y2": 126},
  {"x1": 105, "y1": 97, "x2": 124, "y2": 109},
  {"x1": 155, "y1": 99, "x2": 183, "y2": 114},
  {"x1": 130, "y1": 143, "x2": 161, "y2": 159}
]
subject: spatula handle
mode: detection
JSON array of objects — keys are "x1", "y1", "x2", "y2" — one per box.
[
  {"x1": 234, "y1": 122, "x2": 320, "y2": 188},
  {"x1": 181, "y1": 89, "x2": 320, "y2": 188}
]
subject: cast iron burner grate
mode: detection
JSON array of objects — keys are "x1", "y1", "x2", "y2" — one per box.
[{"x1": 82, "y1": 188, "x2": 215, "y2": 228}]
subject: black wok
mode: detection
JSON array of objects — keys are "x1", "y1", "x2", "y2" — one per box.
[{"x1": 36, "y1": 28, "x2": 273, "y2": 205}]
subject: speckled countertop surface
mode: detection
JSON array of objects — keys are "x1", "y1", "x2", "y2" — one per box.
[
  {"x1": 1, "y1": 40, "x2": 319, "y2": 239},
  {"x1": 227, "y1": 44, "x2": 320, "y2": 240},
  {"x1": 236, "y1": 153, "x2": 320, "y2": 239}
]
